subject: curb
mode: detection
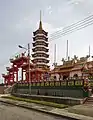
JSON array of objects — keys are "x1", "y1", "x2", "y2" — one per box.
[
  {"x1": 0, "y1": 99, "x2": 92, "y2": 120},
  {"x1": 0, "y1": 99, "x2": 77, "y2": 120}
]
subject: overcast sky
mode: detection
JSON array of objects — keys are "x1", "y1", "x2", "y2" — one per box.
[{"x1": 0, "y1": 0, "x2": 93, "y2": 82}]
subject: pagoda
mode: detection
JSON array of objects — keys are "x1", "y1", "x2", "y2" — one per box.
[{"x1": 32, "y1": 12, "x2": 49, "y2": 69}]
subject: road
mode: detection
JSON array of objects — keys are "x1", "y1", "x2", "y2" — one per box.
[{"x1": 0, "y1": 102, "x2": 70, "y2": 120}]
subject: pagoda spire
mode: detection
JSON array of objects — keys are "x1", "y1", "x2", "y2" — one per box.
[{"x1": 39, "y1": 10, "x2": 42, "y2": 30}]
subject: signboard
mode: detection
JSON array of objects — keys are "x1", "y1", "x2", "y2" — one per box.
[
  {"x1": 61, "y1": 81, "x2": 66, "y2": 86},
  {"x1": 68, "y1": 81, "x2": 74, "y2": 86},
  {"x1": 55, "y1": 81, "x2": 60, "y2": 86},
  {"x1": 45, "y1": 81, "x2": 49, "y2": 86},
  {"x1": 50, "y1": 81, "x2": 54, "y2": 86},
  {"x1": 75, "y1": 81, "x2": 83, "y2": 86}
]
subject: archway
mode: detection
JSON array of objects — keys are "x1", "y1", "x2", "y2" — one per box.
[{"x1": 73, "y1": 74, "x2": 78, "y2": 78}]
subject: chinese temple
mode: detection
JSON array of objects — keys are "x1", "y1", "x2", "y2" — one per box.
[{"x1": 2, "y1": 13, "x2": 93, "y2": 87}]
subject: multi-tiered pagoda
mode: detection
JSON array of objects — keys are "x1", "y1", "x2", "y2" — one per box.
[{"x1": 32, "y1": 16, "x2": 49, "y2": 69}]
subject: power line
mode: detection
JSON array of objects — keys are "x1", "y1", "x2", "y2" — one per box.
[
  {"x1": 49, "y1": 15, "x2": 93, "y2": 40},
  {"x1": 49, "y1": 14, "x2": 93, "y2": 39}
]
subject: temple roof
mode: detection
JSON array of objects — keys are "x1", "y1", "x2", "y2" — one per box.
[
  {"x1": 6, "y1": 66, "x2": 18, "y2": 72},
  {"x1": 10, "y1": 56, "x2": 28, "y2": 64},
  {"x1": 21, "y1": 63, "x2": 35, "y2": 69}
]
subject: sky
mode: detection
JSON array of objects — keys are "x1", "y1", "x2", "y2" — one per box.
[{"x1": 0, "y1": 0, "x2": 93, "y2": 82}]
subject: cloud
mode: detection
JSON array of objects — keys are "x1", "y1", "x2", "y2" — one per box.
[
  {"x1": 15, "y1": 16, "x2": 32, "y2": 30},
  {"x1": 68, "y1": 0, "x2": 85, "y2": 5}
]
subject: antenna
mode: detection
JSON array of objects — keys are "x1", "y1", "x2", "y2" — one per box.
[
  {"x1": 66, "y1": 40, "x2": 68, "y2": 60},
  {"x1": 89, "y1": 45, "x2": 90, "y2": 57},
  {"x1": 54, "y1": 44, "x2": 57, "y2": 67},
  {"x1": 40, "y1": 10, "x2": 41, "y2": 21},
  {"x1": 39, "y1": 10, "x2": 42, "y2": 29}
]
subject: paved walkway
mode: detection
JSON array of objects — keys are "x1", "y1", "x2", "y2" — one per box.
[
  {"x1": 0, "y1": 101, "x2": 67, "y2": 120},
  {"x1": 0, "y1": 95, "x2": 93, "y2": 120}
]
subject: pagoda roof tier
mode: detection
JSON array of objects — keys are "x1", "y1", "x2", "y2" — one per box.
[
  {"x1": 21, "y1": 63, "x2": 35, "y2": 69},
  {"x1": 32, "y1": 51, "x2": 49, "y2": 54},
  {"x1": 33, "y1": 29, "x2": 48, "y2": 36},
  {"x1": 35, "y1": 64, "x2": 50, "y2": 69},
  {"x1": 32, "y1": 59, "x2": 49, "y2": 64},
  {"x1": 33, "y1": 18, "x2": 48, "y2": 36},
  {"x1": 32, "y1": 47, "x2": 49, "y2": 53},
  {"x1": 32, "y1": 53, "x2": 49, "y2": 58},
  {"x1": 32, "y1": 46, "x2": 49, "y2": 50},
  {"x1": 32, "y1": 57, "x2": 49, "y2": 60},
  {"x1": 32, "y1": 42, "x2": 48, "y2": 47},
  {"x1": 6, "y1": 66, "x2": 18, "y2": 72},
  {"x1": 10, "y1": 56, "x2": 28, "y2": 64},
  {"x1": 33, "y1": 45, "x2": 48, "y2": 48},
  {"x1": 33, "y1": 37, "x2": 48, "y2": 42},
  {"x1": 33, "y1": 41, "x2": 49, "y2": 44}
]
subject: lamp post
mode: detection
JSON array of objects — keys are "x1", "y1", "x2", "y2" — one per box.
[{"x1": 18, "y1": 43, "x2": 31, "y2": 94}]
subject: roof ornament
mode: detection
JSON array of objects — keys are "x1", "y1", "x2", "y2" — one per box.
[{"x1": 39, "y1": 10, "x2": 42, "y2": 30}]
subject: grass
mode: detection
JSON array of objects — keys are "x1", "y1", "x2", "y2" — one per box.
[{"x1": 2, "y1": 95, "x2": 68, "y2": 109}]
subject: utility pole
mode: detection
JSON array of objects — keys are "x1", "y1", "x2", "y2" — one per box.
[
  {"x1": 89, "y1": 45, "x2": 90, "y2": 57},
  {"x1": 54, "y1": 44, "x2": 56, "y2": 67},
  {"x1": 66, "y1": 40, "x2": 68, "y2": 61},
  {"x1": 28, "y1": 43, "x2": 31, "y2": 94},
  {"x1": 54, "y1": 44, "x2": 57, "y2": 80}
]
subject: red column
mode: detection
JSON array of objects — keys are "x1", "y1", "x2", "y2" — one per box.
[
  {"x1": 8, "y1": 75, "x2": 10, "y2": 85},
  {"x1": 4, "y1": 78, "x2": 7, "y2": 85},
  {"x1": 12, "y1": 64, "x2": 15, "y2": 83},
  {"x1": 16, "y1": 71, "x2": 18, "y2": 82},
  {"x1": 21, "y1": 68, "x2": 23, "y2": 81},
  {"x1": 36, "y1": 71, "x2": 38, "y2": 81},
  {"x1": 39, "y1": 73, "x2": 42, "y2": 81},
  {"x1": 38, "y1": 72, "x2": 41, "y2": 81},
  {"x1": 31, "y1": 72, "x2": 33, "y2": 82}
]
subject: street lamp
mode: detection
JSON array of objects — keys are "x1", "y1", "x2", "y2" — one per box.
[{"x1": 18, "y1": 43, "x2": 31, "y2": 94}]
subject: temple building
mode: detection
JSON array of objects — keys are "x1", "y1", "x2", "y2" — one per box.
[
  {"x1": 50, "y1": 56, "x2": 93, "y2": 81},
  {"x1": 32, "y1": 14, "x2": 49, "y2": 69}
]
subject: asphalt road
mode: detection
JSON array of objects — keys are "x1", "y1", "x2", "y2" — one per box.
[{"x1": 0, "y1": 102, "x2": 70, "y2": 120}]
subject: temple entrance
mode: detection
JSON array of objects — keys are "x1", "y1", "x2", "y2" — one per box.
[
  {"x1": 73, "y1": 74, "x2": 78, "y2": 78},
  {"x1": 63, "y1": 75, "x2": 69, "y2": 80}
]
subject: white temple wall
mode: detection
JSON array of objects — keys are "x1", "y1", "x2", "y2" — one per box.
[
  {"x1": 70, "y1": 70, "x2": 82, "y2": 77},
  {"x1": 50, "y1": 73, "x2": 60, "y2": 81}
]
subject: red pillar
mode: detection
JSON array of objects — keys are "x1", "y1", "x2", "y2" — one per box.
[
  {"x1": 12, "y1": 65, "x2": 15, "y2": 83},
  {"x1": 4, "y1": 78, "x2": 7, "y2": 85},
  {"x1": 21, "y1": 68, "x2": 23, "y2": 81},
  {"x1": 8, "y1": 75, "x2": 10, "y2": 85},
  {"x1": 36, "y1": 71, "x2": 38, "y2": 81},
  {"x1": 16, "y1": 71, "x2": 18, "y2": 82}
]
